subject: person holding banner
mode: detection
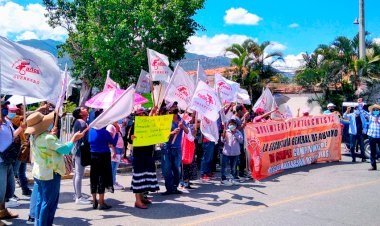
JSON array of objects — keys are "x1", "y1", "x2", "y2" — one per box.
[
  {"x1": 161, "y1": 106, "x2": 189, "y2": 195},
  {"x1": 253, "y1": 107, "x2": 279, "y2": 123},
  {"x1": 128, "y1": 107, "x2": 160, "y2": 209},
  {"x1": 24, "y1": 111, "x2": 84, "y2": 226},
  {"x1": 88, "y1": 110, "x2": 119, "y2": 210}
]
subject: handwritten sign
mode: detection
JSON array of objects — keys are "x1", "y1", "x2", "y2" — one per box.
[{"x1": 133, "y1": 114, "x2": 173, "y2": 147}]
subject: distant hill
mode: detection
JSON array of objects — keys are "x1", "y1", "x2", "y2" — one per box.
[{"x1": 17, "y1": 39, "x2": 231, "y2": 71}]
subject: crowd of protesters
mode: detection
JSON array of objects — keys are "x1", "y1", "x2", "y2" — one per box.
[{"x1": 1, "y1": 98, "x2": 380, "y2": 226}]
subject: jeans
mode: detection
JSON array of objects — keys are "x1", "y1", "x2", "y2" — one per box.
[
  {"x1": 35, "y1": 173, "x2": 61, "y2": 226},
  {"x1": 0, "y1": 162, "x2": 14, "y2": 203},
  {"x1": 220, "y1": 154, "x2": 238, "y2": 180},
  {"x1": 161, "y1": 145, "x2": 182, "y2": 192},
  {"x1": 13, "y1": 160, "x2": 20, "y2": 178},
  {"x1": 111, "y1": 157, "x2": 121, "y2": 185},
  {"x1": 238, "y1": 144, "x2": 246, "y2": 176},
  {"x1": 369, "y1": 137, "x2": 380, "y2": 169},
  {"x1": 349, "y1": 133, "x2": 365, "y2": 161},
  {"x1": 200, "y1": 142, "x2": 215, "y2": 176},
  {"x1": 29, "y1": 182, "x2": 38, "y2": 218},
  {"x1": 73, "y1": 156, "x2": 85, "y2": 199}
]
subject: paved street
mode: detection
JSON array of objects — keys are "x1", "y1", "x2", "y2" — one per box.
[{"x1": 3, "y1": 150, "x2": 380, "y2": 226}]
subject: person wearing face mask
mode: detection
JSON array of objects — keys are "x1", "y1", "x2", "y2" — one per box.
[
  {"x1": 24, "y1": 111, "x2": 84, "y2": 225},
  {"x1": 220, "y1": 119, "x2": 244, "y2": 186},
  {"x1": 0, "y1": 100, "x2": 25, "y2": 222},
  {"x1": 323, "y1": 103, "x2": 341, "y2": 115},
  {"x1": 361, "y1": 104, "x2": 380, "y2": 170},
  {"x1": 343, "y1": 106, "x2": 367, "y2": 162}
]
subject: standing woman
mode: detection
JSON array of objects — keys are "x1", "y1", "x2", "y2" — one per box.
[
  {"x1": 88, "y1": 111, "x2": 118, "y2": 210},
  {"x1": 128, "y1": 107, "x2": 160, "y2": 209},
  {"x1": 24, "y1": 111, "x2": 83, "y2": 226},
  {"x1": 71, "y1": 107, "x2": 91, "y2": 205}
]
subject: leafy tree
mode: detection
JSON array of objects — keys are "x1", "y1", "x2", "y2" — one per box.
[{"x1": 43, "y1": 0, "x2": 205, "y2": 88}]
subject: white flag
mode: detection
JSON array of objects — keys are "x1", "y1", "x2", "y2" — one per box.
[
  {"x1": 89, "y1": 85, "x2": 135, "y2": 129},
  {"x1": 253, "y1": 87, "x2": 282, "y2": 119},
  {"x1": 103, "y1": 70, "x2": 119, "y2": 91},
  {"x1": 135, "y1": 70, "x2": 151, "y2": 93},
  {"x1": 55, "y1": 64, "x2": 68, "y2": 116},
  {"x1": 200, "y1": 115, "x2": 219, "y2": 143},
  {"x1": 147, "y1": 48, "x2": 172, "y2": 81},
  {"x1": 164, "y1": 65, "x2": 196, "y2": 110},
  {"x1": 197, "y1": 62, "x2": 209, "y2": 85},
  {"x1": 237, "y1": 88, "x2": 251, "y2": 105},
  {"x1": 189, "y1": 81, "x2": 221, "y2": 121},
  {"x1": 214, "y1": 73, "x2": 240, "y2": 103},
  {"x1": 0, "y1": 36, "x2": 61, "y2": 100}
]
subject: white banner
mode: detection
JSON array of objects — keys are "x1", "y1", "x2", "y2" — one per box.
[
  {"x1": 189, "y1": 81, "x2": 221, "y2": 121},
  {"x1": 89, "y1": 85, "x2": 135, "y2": 129},
  {"x1": 237, "y1": 88, "x2": 251, "y2": 105},
  {"x1": 0, "y1": 36, "x2": 61, "y2": 100},
  {"x1": 164, "y1": 65, "x2": 196, "y2": 110},
  {"x1": 135, "y1": 69, "x2": 151, "y2": 93},
  {"x1": 253, "y1": 87, "x2": 282, "y2": 119},
  {"x1": 55, "y1": 64, "x2": 68, "y2": 116},
  {"x1": 147, "y1": 48, "x2": 172, "y2": 81},
  {"x1": 103, "y1": 70, "x2": 119, "y2": 91},
  {"x1": 200, "y1": 115, "x2": 219, "y2": 143},
  {"x1": 214, "y1": 73, "x2": 240, "y2": 103}
]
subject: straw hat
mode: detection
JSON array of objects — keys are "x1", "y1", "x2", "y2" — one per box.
[
  {"x1": 24, "y1": 111, "x2": 55, "y2": 136},
  {"x1": 369, "y1": 104, "x2": 380, "y2": 112}
]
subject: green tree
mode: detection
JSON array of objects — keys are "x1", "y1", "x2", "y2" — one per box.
[
  {"x1": 43, "y1": 0, "x2": 205, "y2": 88},
  {"x1": 224, "y1": 39, "x2": 283, "y2": 100}
]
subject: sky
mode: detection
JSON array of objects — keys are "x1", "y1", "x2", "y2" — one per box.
[{"x1": 1, "y1": 0, "x2": 380, "y2": 69}]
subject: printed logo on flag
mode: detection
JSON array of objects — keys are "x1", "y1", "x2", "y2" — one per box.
[
  {"x1": 12, "y1": 59, "x2": 42, "y2": 84},
  {"x1": 197, "y1": 89, "x2": 215, "y2": 106},
  {"x1": 202, "y1": 116, "x2": 211, "y2": 125},
  {"x1": 176, "y1": 85, "x2": 191, "y2": 100},
  {"x1": 152, "y1": 58, "x2": 167, "y2": 71},
  {"x1": 216, "y1": 81, "x2": 232, "y2": 91}
]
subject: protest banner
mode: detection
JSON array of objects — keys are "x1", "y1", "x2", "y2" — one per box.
[
  {"x1": 0, "y1": 36, "x2": 61, "y2": 101},
  {"x1": 133, "y1": 114, "x2": 173, "y2": 147},
  {"x1": 135, "y1": 69, "x2": 151, "y2": 93},
  {"x1": 147, "y1": 48, "x2": 172, "y2": 82},
  {"x1": 214, "y1": 73, "x2": 240, "y2": 103},
  {"x1": 189, "y1": 80, "x2": 222, "y2": 121},
  {"x1": 245, "y1": 114, "x2": 342, "y2": 180},
  {"x1": 164, "y1": 65, "x2": 196, "y2": 110}
]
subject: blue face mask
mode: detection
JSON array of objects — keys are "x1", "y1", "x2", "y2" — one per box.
[
  {"x1": 373, "y1": 110, "x2": 380, "y2": 116},
  {"x1": 1, "y1": 108, "x2": 9, "y2": 116},
  {"x1": 47, "y1": 124, "x2": 54, "y2": 131},
  {"x1": 118, "y1": 119, "x2": 123, "y2": 124},
  {"x1": 228, "y1": 125, "x2": 236, "y2": 130},
  {"x1": 7, "y1": 112, "x2": 16, "y2": 119}
]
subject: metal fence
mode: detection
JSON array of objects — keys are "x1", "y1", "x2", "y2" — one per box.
[{"x1": 60, "y1": 113, "x2": 74, "y2": 143}]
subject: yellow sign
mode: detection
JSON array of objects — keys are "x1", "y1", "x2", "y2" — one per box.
[{"x1": 133, "y1": 114, "x2": 173, "y2": 147}]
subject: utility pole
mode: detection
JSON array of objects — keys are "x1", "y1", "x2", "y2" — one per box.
[{"x1": 359, "y1": 0, "x2": 366, "y2": 59}]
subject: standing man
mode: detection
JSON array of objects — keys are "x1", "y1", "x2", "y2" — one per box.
[
  {"x1": 343, "y1": 106, "x2": 367, "y2": 162},
  {"x1": 362, "y1": 104, "x2": 380, "y2": 170},
  {"x1": 161, "y1": 106, "x2": 188, "y2": 195}
]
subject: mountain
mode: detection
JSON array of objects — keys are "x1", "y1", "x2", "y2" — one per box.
[{"x1": 17, "y1": 39, "x2": 231, "y2": 71}]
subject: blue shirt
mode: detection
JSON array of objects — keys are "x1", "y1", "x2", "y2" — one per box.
[
  {"x1": 167, "y1": 115, "x2": 187, "y2": 149},
  {"x1": 362, "y1": 111, "x2": 380, "y2": 138},
  {"x1": 343, "y1": 112, "x2": 367, "y2": 135},
  {"x1": 88, "y1": 128, "x2": 118, "y2": 153}
]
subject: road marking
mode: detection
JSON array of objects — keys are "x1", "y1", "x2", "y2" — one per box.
[{"x1": 182, "y1": 179, "x2": 380, "y2": 226}]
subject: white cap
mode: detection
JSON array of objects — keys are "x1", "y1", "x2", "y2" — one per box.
[{"x1": 327, "y1": 103, "x2": 335, "y2": 108}]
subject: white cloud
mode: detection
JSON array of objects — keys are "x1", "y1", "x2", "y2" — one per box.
[
  {"x1": 186, "y1": 34, "x2": 257, "y2": 57},
  {"x1": 0, "y1": 1, "x2": 67, "y2": 41},
  {"x1": 224, "y1": 8, "x2": 262, "y2": 25},
  {"x1": 272, "y1": 53, "x2": 305, "y2": 70},
  {"x1": 268, "y1": 41, "x2": 287, "y2": 51},
  {"x1": 16, "y1": 31, "x2": 38, "y2": 41},
  {"x1": 289, "y1": 23, "x2": 299, "y2": 28},
  {"x1": 373, "y1": 38, "x2": 380, "y2": 45}
]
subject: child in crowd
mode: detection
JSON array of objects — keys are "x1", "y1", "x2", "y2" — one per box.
[{"x1": 220, "y1": 119, "x2": 244, "y2": 186}]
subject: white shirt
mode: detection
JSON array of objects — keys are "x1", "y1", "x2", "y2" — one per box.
[{"x1": 0, "y1": 119, "x2": 14, "y2": 163}]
